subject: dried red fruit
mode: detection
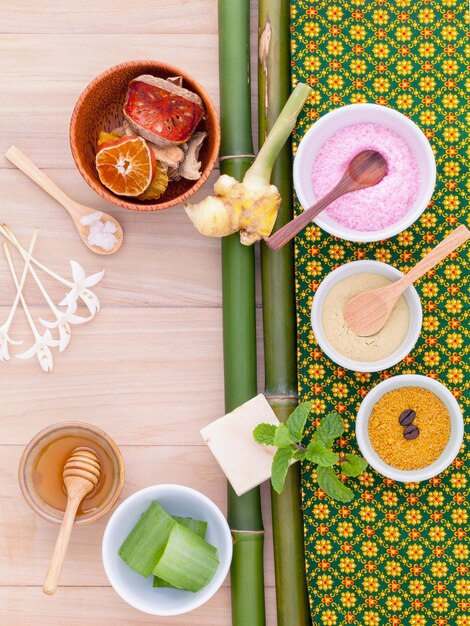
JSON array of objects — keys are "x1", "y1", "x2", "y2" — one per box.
[{"x1": 123, "y1": 75, "x2": 204, "y2": 146}]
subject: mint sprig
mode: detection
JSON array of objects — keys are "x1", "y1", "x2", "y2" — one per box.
[{"x1": 253, "y1": 402, "x2": 368, "y2": 501}]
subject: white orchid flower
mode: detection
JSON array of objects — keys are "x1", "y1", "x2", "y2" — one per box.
[
  {"x1": 59, "y1": 261, "x2": 105, "y2": 316},
  {"x1": 0, "y1": 328, "x2": 22, "y2": 362},
  {"x1": 0, "y1": 231, "x2": 38, "y2": 361},
  {"x1": 40, "y1": 300, "x2": 91, "y2": 352},
  {"x1": 3, "y1": 235, "x2": 59, "y2": 373},
  {"x1": 5, "y1": 242, "x2": 92, "y2": 352},
  {"x1": 10, "y1": 255, "x2": 93, "y2": 353},
  {"x1": 0, "y1": 226, "x2": 105, "y2": 316},
  {"x1": 16, "y1": 329, "x2": 60, "y2": 373}
]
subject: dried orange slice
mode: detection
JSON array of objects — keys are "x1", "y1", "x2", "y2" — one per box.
[{"x1": 96, "y1": 136, "x2": 156, "y2": 197}]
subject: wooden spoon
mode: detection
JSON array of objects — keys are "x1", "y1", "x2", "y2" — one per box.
[
  {"x1": 344, "y1": 224, "x2": 470, "y2": 337},
  {"x1": 266, "y1": 150, "x2": 388, "y2": 252},
  {"x1": 6, "y1": 145, "x2": 123, "y2": 255},
  {"x1": 43, "y1": 447, "x2": 101, "y2": 595}
]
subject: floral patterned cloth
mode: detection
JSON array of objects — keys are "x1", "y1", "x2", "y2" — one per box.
[{"x1": 291, "y1": 1, "x2": 469, "y2": 624}]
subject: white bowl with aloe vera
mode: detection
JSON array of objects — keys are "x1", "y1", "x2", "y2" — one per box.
[{"x1": 102, "y1": 484, "x2": 232, "y2": 616}]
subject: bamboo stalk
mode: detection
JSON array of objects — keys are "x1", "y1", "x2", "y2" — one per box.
[
  {"x1": 258, "y1": 1, "x2": 311, "y2": 625},
  {"x1": 218, "y1": 1, "x2": 266, "y2": 625}
]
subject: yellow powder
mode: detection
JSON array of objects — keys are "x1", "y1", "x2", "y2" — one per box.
[
  {"x1": 368, "y1": 387, "x2": 451, "y2": 470},
  {"x1": 322, "y1": 273, "x2": 409, "y2": 362}
]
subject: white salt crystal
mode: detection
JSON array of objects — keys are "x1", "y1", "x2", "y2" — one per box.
[
  {"x1": 80, "y1": 210, "x2": 103, "y2": 226},
  {"x1": 80, "y1": 211, "x2": 118, "y2": 251}
]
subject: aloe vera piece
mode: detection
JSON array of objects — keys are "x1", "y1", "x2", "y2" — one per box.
[
  {"x1": 118, "y1": 501, "x2": 175, "y2": 577},
  {"x1": 153, "y1": 517, "x2": 208, "y2": 588},
  {"x1": 173, "y1": 516, "x2": 208, "y2": 538},
  {"x1": 152, "y1": 522, "x2": 220, "y2": 592}
]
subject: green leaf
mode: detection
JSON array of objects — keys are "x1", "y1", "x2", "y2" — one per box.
[
  {"x1": 317, "y1": 466, "x2": 354, "y2": 503},
  {"x1": 340, "y1": 454, "x2": 368, "y2": 477},
  {"x1": 273, "y1": 423, "x2": 296, "y2": 448},
  {"x1": 305, "y1": 442, "x2": 339, "y2": 467},
  {"x1": 271, "y1": 447, "x2": 295, "y2": 494},
  {"x1": 293, "y1": 449, "x2": 306, "y2": 461},
  {"x1": 286, "y1": 401, "x2": 312, "y2": 441},
  {"x1": 314, "y1": 413, "x2": 344, "y2": 448},
  {"x1": 253, "y1": 423, "x2": 277, "y2": 445}
]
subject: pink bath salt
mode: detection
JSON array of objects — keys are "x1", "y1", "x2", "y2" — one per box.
[{"x1": 311, "y1": 123, "x2": 420, "y2": 232}]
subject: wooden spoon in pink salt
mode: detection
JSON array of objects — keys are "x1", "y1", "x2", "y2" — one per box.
[{"x1": 266, "y1": 150, "x2": 388, "y2": 252}]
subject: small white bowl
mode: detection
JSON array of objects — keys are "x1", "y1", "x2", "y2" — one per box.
[
  {"x1": 356, "y1": 375, "x2": 464, "y2": 482},
  {"x1": 293, "y1": 103, "x2": 436, "y2": 242},
  {"x1": 102, "y1": 484, "x2": 233, "y2": 616},
  {"x1": 311, "y1": 260, "x2": 422, "y2": 372}
]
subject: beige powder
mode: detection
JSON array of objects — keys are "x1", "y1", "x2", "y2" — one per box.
[{"x1": 322, "y1": 273, "x2": 409, "y2": 362}]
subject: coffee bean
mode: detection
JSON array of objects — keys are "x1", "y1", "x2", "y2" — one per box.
[
  {"x1": 399, "y1": 409, "x2": 416, "y2": 426},
  {"x1": 404, "y1": 424, "x2": 419, "y2": 440}
]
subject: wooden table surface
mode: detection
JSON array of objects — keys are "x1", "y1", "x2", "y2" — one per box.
[{"x1": 0, "y1": 1, "x2": 277, "y2": 624}]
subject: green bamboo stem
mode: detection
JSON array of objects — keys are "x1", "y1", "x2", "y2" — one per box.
[
  {"x1": 219, "y1": 1, "x2": 266, "y2": 625},
  {"x1": 258, "y1": 1, "x2": 311, "y2": 625}
]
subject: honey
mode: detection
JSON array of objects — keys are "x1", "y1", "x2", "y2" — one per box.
[{"x1": 33, "y1": 434, "x2": 116, "y2": 516}]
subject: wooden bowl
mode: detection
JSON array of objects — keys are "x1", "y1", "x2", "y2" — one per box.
[
  {"x1": 70, "y1": 60, "x2": 220, "y2": 211},
  {"x1": 19, "y1": 422, "x2": 125, "y2": 526}
]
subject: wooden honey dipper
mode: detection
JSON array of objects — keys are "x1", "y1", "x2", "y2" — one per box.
[{"x1": 43, "y1": 448, "x2": 101, "y2": 595}]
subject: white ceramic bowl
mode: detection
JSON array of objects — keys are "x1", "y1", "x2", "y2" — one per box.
[
  {"x1": 102, "y1": 484, "x2": 232, "y2": 616},
  {"x1": 311, "y1": 260, "x2": 422, "y2": 372},
  {"x1": 293, "y1": 103, "x2": 436, "y2": 242},
  {"x1": 356, "y1": 375, "x2": 464, "y2": 482}
]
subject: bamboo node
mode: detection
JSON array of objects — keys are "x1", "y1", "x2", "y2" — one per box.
[{"x1": 219, "y1": 154, "x2": 255, "y2": 161}]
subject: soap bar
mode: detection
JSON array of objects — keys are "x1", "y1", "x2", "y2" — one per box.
[{"x1": 201, "y1": 394, "x2": 281, "y2": 496}]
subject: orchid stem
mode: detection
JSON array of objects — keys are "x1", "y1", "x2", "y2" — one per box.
[
  {"x1": 0, "y1": 224, "x2": 73, "y2": 288},
  {"x1": 3, "y1": 229, "x2": 38, "y2": 330},
  {"x1": 3, "y1": 241, "x2": 41, "y2": 340},
  {"x1": 18, "y1": 249, "x2": 60, "y2": 316}
]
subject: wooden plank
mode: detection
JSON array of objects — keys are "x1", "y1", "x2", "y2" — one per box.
[
  {"x1": 0, "y1": 307, "x2": 264, "y2": 445},
  {"x1": 0, "y1": 168, "x2": 223, "y2": 308},
  {"x1": 0, "y1": 445, "x2": 275, "y2": 588},
  {"x1": 2, "y1": 0, "x2": 220, "y2": 35},
  {"x1": 0, "y1": 586, "x2": 277, "y2": 626}
]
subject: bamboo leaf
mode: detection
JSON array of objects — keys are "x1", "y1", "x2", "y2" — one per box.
[
  {"x1": 340, "y1": 454, "x2": 368, "y2": 477},
  {"x1": 274, "y1": 423, "x2": 296, "y2": 448},
  {"x1": 286, "y1": 401, "x2": 312, "y2": 441},
  {"x1": 317, "y1": 466, "x2": 354, "y2": 503},
  {"x1": 271, "y1": 447, "x2": 295, "y2": 494},
  {"x1": 305, "y1": 442, "x2": 338, "y2": 467},
  {"x1": 253, "y1": 423, "x2": 277, "y2": 445},
  {"x1": 314, "y1": 413, "x2": 344, "y2": 448}
]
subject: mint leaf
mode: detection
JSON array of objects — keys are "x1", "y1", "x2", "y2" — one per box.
[
  {"x1": 253, "y1": 423, "x2": 277, "y2": 445},
  {"x1": 293, "y1": 449, "x2": 306, "y2": 461},
  {"x1": 274, "y1": 423, "x2": 296, "y2": 448},
  {"x1": 286, "y1": 401, "x2": 312, "y2": 441},
  {"x1": 317, "y1": 466, "x2": 354, "y2": 502},
  {"x1": 315, "y1": 413, "x2": 344, "y2": 448},
  {"x1": 305, "y1": 442, "x2": 338, "y2": 467},
  {"x1": 271, "y1": 447, "x2": 295, "y2": 494},
  {"x1": 340, "y1": 454, "x2": 368, "y2": 477}
]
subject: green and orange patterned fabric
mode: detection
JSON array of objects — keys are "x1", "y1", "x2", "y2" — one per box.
[{"x1": 291, "y1": 1, "x2": 469, "y2": 624}]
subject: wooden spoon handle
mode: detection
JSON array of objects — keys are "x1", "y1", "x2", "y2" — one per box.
[
  {"x1": 402, "y1": 224, "x2": 470, "y2": 287},
  {"x1": 265, "y1": 186, "x2": 345, "y2": 252},
  {"x1": 6, "y1": 145, "x2": 74, "y2": 213},
  {"x1": 43, "y1": 494, "x2": 81, "y2": 595}
]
